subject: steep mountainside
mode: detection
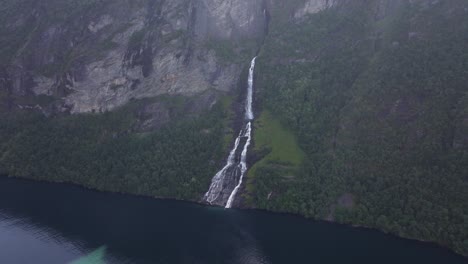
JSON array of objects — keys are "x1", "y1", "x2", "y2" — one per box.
[
  {"x1": 0, "y1": 0, "x2": 269, "y2": 206},
  {"x1": 1, "y1": 0, "x2": 266, "y2": 113},
  {"x1": 1, "y1": 0, "x2": 467, "y2": 257},
  {"x1": 250, "y1": 0, "x2": 468, "y2": 256}
]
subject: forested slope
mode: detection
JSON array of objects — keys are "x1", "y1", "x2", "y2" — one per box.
[
  {"x1": 0, "y1": 0, "x2": 256, "y2": 201},
  {"x1": 249, "y1": 0, "x2": 468, "y2": 255},
  {"x1": 0, "y1": 94, "x2": 231, "y2": 201},
  {"x1": 0, "y1": 0, "x2": 467, "y2": 257}
]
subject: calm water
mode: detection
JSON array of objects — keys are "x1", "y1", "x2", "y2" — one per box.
[{"x1": 0, "y1": 177, "x2": 466, "y2": 264}]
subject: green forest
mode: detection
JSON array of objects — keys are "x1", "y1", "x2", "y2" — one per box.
[
  {"x1": 0, "y1": 0, "x2": 467, "y2": 258},
  {"x1": 248, "y1": 0, "x2": 468, "y2": 256},
  {"x1": 0, "y1": 96, "x2": 228, "y2": 201}
]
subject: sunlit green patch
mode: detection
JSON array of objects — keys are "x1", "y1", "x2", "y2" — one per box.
[
  {"x1": 251, "y1": 110, "x2": 304, "y2": 166},
  {"x1": 245, "y1": 110, "x2": 305, "y2": 200}
]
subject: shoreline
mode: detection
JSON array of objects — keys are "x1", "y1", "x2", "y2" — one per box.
[{"x1": 1, "y1": 174, "x2": 467, "y2": 260}]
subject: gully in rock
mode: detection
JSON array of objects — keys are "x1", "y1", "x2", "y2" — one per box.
[{"x1": 203, "y1": 57, "x2": 257, "y2": 208}]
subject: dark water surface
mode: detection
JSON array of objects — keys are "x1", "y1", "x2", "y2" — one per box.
[{"x1": 0, "y1": 176, "x2": 466, "y2": 264}]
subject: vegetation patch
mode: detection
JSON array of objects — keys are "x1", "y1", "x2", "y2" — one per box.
[
  {"x1": 253, "y1": 0, "x2": 468, "y2": 256},
  {"x1": 245, "y1": 110, "x2": 304, "y2": 203},
  {"x1": 220, "y1": 95, "x2": 235, "y2": 150},
  {"x1": 251, "y1": 110, "x2": 304, "y2": 167},
  {"x1": 0, "y1": 95, "x2": 229, "y2": 201}
]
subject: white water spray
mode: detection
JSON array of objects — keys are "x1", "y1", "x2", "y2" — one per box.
[
  {"x1": 225, "y1": 122, "x2": 252, "y2": 208},
  {"x1": 203, "y1": 57, "x2": 257, "y2": 208},
  {"x1": 204, "y1": 134, "x2": 242, "y2": 204},
  {"x1": 246, "y1": 58, "x2": 256, "y2": 120}
]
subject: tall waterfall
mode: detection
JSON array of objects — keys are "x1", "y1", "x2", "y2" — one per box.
[
  {"x1": 203, "y1": 57, "x2": 257, "y2": 208},
  {"x1": 245, "y1": 57, "x2": 255, "y2": 121}
]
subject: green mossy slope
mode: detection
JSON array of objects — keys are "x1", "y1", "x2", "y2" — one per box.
[{"x1": 251, "y1": 0, "x2": 468, "y2": 256}]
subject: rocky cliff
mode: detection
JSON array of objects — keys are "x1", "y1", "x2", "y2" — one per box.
[
  {"x1": 1, "y1": 0, "x2": 268, "y2": 114},
  {"x1": 0, "y1": 0, "x2": 410, "y2": 113},
  {"x1": 1, "y1": 0, "x2": 414, "y2": 115}
]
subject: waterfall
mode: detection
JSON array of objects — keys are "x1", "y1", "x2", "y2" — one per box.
[
  {"x1": 246, "y1": 58, "x2": 256, "y2": 120},
  {"x1": 204, "y1": 134, "x2": 242, "y2": 204},
  {"x1": 225, "y1": 122, "x2": 252, "y2": 208},
  {"x1": 203, "y1": 57, "x2": 257, "y2": 208}
]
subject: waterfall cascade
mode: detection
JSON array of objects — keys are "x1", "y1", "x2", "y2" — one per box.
[{"x1": 203, "y1": 57, "x2": 257, "y2": 208}]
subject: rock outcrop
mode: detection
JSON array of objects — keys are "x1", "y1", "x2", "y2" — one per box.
[
  {"x1": 0, "y1": 0, "x2": 429, "y2": 114},
  {"x1": 1, "y1": 0, "x2": 267, "y2": 113},
  {"x1": 294, "y1": 0, "x2": 341, "y2": 18}
]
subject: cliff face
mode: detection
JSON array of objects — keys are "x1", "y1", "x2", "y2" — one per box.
[
  {"x1": 194, "y1": 0, "x2": 267, "y2": 40},
  {"x1": 294, "y1": 0, "x2": 341, "y2": 17},
  {"x1": 290, "y1": 0, "x2": 410, "y2": 19},
  {"x1": 1, "y1": 0, "x2": 267, "y2": 113},
  {"x1": 1, "y1": 0, "x2": 409, "y2": 114}
]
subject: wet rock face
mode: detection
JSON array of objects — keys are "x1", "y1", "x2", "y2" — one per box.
[
  {"x1": 1, "y1": 0, "x2": 424, "y2": 114},
  {"x1": 194, "y1": 0, "x2": 267, "y2": 40},
  {"x1": 294, "y1": 0, "x2": 341, "y2": 18},
  {"x1": 293, "y1": 0, "x2": 428, "y2": 20},
  {"x1": 1, "y1": 0, "x2": 267, "y2": 114}
]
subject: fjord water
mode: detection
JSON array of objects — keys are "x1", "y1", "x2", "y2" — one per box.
[{"x1": 0, "y1": 177, "x2": 467, "y2": 264}]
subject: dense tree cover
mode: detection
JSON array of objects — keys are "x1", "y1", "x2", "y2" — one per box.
[
  {"x1": 0, "y1": 96, "x2": 228, "y2": 201},
  {"x1": 251, "y1": 1, "x2": 468, "y2": 256},
  {"x1": 1, "y1": 0, "x2": 467, "y2": 257}
]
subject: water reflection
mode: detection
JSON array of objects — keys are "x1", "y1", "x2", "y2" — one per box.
[
  {"x1": 231, "y1": 229, "x2": 271, "y2": 264},
  {"x1": 0, "y1": 211, "x2": 81, "y2": 264},
  {"x1": 0, "y1": 177, "x2": 466, "y2": 264},
  {"x1": 226, "y1": 212, "x2": 271, "y2": 264},
  {"x1": 0, "y1": 210, "x2": 127, "y2": 264}
]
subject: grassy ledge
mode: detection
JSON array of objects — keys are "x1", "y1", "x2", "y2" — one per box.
[{"x1": 245, "y1": 110, "x2": 305, "y2": 200}]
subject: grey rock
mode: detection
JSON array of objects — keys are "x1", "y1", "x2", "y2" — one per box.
[
  {"x1": 1, "y1": 0, "x2": 267, "y2": 114},
  {"x1": 294, "y1": 0, "x2": 340, "y2": 18}
]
